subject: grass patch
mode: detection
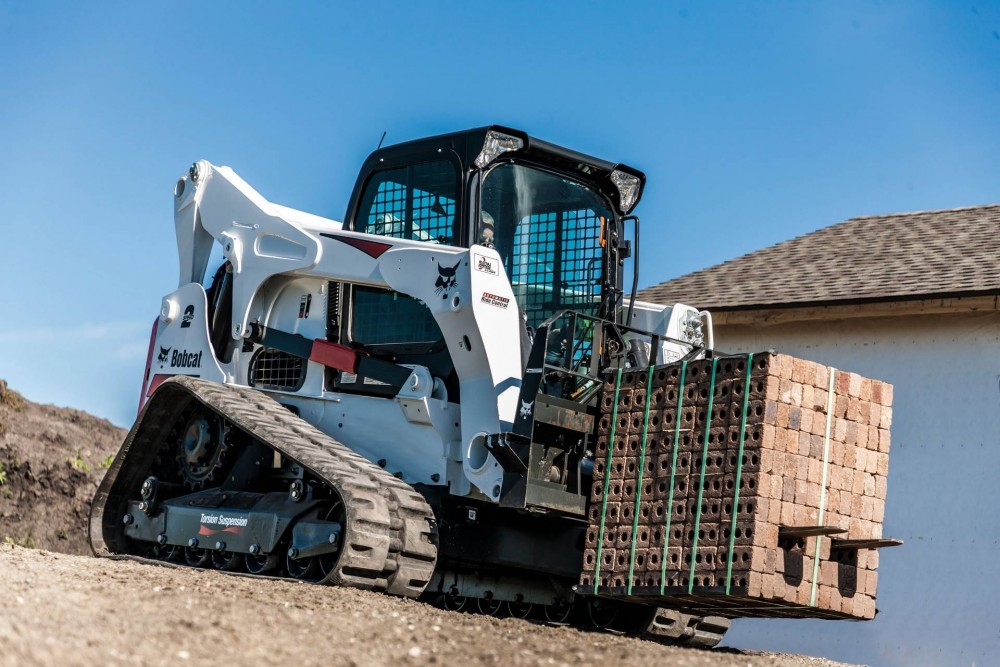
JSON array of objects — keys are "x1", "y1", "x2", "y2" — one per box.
[
  {"x1": 4, "y1": 533, "x2": 37, "y2": 549},
  {"x1": 0, "y1": 380, "x2": 25, "y2": 412},
  {"x1": 68, "y1": 450, "x2": 92, "y2": 473}
]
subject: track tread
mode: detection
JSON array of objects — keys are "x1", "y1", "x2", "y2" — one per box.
[{"x1": 91, "y1": 377, "x2": 437, "y2": 598}]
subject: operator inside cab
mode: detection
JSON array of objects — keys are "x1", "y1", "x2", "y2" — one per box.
[{"x1": 478, "y1": 210, "x2": 496, "y2": 249}]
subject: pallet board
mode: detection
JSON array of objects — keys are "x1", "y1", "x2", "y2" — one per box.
[{"x1": 580, "y1": 352, "x2": 894, "y2": 620}]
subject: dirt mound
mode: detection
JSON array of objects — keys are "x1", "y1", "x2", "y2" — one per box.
[
  {"x1": 0, "y1": 379, "x2": 125, "y2": 554},
  {"x1": 0, "y1": 545, "x2": 858, "y2": 667}
]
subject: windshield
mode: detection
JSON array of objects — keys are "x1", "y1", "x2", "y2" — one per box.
[{"x1": 480, "y1": 163, "x2": 613, "y2": 330}]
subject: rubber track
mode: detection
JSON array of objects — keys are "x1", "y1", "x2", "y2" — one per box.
[{"x1": 92, "y1": 376, "x2": 437, "y2": 598}]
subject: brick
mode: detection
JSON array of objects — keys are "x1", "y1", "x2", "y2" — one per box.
[
  {"x1": 878, "y1": 428, "x2": 891, "y2": 453},
  {"x1": 840, "y1": 595, "x2": 855, "y2": 616},
  {"x1": 785, "y1": 428, "x2": 799, "y2": 454},
  {"x1": 879, "y1": 407, "x2": 893, "y2": 430},
  {"x1": 868, "y1": 403, "x2": 881, "y2": 434},
  {"x1": 791, "y1": 359, "x2": 810, "y2": 384},
  {"x1": 854, "y1": 447, "x2": 867, "y2": 474},
  {"x1": 856, "y1": 424, "x2": 869, "y2": 449},
  {"x1": 806, "y1": 458, "x2": 822, "y2": 484},
  {"x1": 872, "y1": 498, "x2": 885, "y2": 523},
  {"x1": 813, "y1": 388, "x2": 829, "y2": 414},
  {"x1": 788, "y1": 406, "x2": 802, "y2": 430},
  {"x1": 834, "y1": 418, "x2": 848, "y2": 443},
  {"x1": 761, "y1": 423, "x2": 779, "y2": 450},
  {"x1": 860, "y1": 378, "x2": 873, "y2": 402},
  {"x1": 852, "y1": 470, "x2": 866, "y2": 496},
  {"x1": 864, "y1": 472, "x2": 875, "y2": 498},
  {"x1": 779, "y1": 354, "x2": 794, "y2": 380},
  {"x1": 843, "y1": 445, "x2": 857, "y2": 470},
  {"x1": 807, "y1": 482, "x2": 822, "y2": 509},
  {"x1": 848, "y1": 373, "x2": 863, "y2": 398},
  {"x1": 882, "y1": 383, "x2": 893, "y2": 407},
  {"x1": 780, "y1": 501, "x2": 796, "y2": 525},
  {"x1": 864, "y1": 450, "x2": 879, "y2": 474},
  {"x1": 790, "y1": 383, "x2": 804, "y2": 407},
  {"x1": 861, "y1": 496, "x2": 875, "y2": 521},
  {"x1": 830, "y1": 442, "x2": 845, "y2": 467},
  {"x1": 796, "y1": 455, "x2": 810, "y2": 481},
  {"x1": 798, "y1": 431, "x2": 812, "y2": 457},
  {"x1": 844, "y1": 420, "x2": 858, "y2": 445},
  {"x1": 776, "y1": 402, "x2": 791, "y2": 428},
  {"x1": 835, "y1": 395, "x2": 849, "y2": 419},
  {"x1": 875, "y1": 474, "x2": 887, "y2": 500},
  {"x1": 836, "y1": 372, "x2": 850, "y2": 396}
]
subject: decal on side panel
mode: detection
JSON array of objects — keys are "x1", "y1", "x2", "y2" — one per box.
[
  {"x1": 481, "y1": 292, "x2": 510, "y2": 309},
  {"x1": 473, "y1": 253, "x2": 499, "y2": 276},
  {"x1": 157, "y1": 347, "x2": 203, "y2": 369},
  {"x1": 434, "y1": 259, "x2": 461, "y2": 297}
]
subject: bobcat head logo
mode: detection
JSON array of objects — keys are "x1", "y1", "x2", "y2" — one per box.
[
  {"x1": 158, "y1": 346, "x2": 170, "y2": 367},
  {"x1": 519, "y1": 400, "x2": 534, "y2": 420},
  {"x1": 434, "y1": 259, "x2": 461, "y2": 297}
]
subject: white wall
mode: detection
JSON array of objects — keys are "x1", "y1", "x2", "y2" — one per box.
[{"x1": 715, "y1": 310, "x2": 1000, "y2": 667}]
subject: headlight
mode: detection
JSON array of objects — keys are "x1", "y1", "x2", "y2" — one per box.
[
  {"x1": 610, "y1": 169, "x2": 641, "y2": 213},
  {"x1": 681, "y1": 311, "x2": 705, "y2": 346},
  {"x1": 475, "y1": 130, "x2": 524, "y2": 168}
]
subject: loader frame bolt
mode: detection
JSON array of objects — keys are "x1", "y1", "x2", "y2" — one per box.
[
  {"x1": 188, "y1": 538, "x2": 198, "y2": 548},
  {"x1": 157, "y1": 533, "x2": 168, "y2": 545},
  {"x1": 249, "y1": 544, "x2": 261, "y2": 555},
  {"x1": 215, "y1": 541, "x2": 226, "y2": 551},
  {"x1": 287, "y1": 547, "x2": 299, "y2": 559},
  {"x1": 122, "y1": 514, "x2": 134, "y2": 525}
]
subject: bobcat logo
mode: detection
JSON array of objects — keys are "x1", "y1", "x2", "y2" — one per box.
[
  {"x1": 158, "y1": 346, "x2": 171, "y2": 367},
  {"x1": 519, "y1": 400, "x2": 534, "y2": 420},
  {"x1": 434, "y1": 259, "x2": 462, "y2": 298}
]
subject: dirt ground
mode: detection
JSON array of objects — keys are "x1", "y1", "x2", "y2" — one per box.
[
  {"x1": 0, "y1": 379, "x2": 860, "y2": 666},
  {"x1": 0, "y1": 379, "x2": 125, "y2": 554},
  {"x1": 0, "y1": 545, "x2": 858, "y2": 667}
]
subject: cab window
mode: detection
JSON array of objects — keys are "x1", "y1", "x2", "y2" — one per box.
[{"x1": 358, "y1": 160, "x2": 458, "y2": 245}]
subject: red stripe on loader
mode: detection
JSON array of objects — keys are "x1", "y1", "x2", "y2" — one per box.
[{"x1": 310, "y1": 339, "x2": 361, "y2": 374}]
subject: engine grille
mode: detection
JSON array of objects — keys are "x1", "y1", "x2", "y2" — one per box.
[{"x1": 249, "y1": 348, "x2": 306, "y2": 391}]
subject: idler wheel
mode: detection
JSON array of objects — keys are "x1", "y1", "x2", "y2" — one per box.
[
  {"x1": 476, "y1": 596, "x2": 503, "y2": 616},
  {"x1": 211, "y1": 551, "x2": 242, "y2": 571},
  {"x1": 245, "y1": 551, "x2": 279, "y2": 575},
  {"x1": 543, "y1": 601, "x2": 573, "y2": 624},
  {"x1": 184, "y1": 547, "x2": 211, "y2": 568},
  {"x1": 286, "y1": 551, "x2": 321, "y2": 581},
  {"x1": 442, "y1": 587, "x2": 467, "y2": 612},
  {"x1": 505, "y1": 600, "x2": 533, "y2": 619},
  {"x1": 585, "y1": 598, "x2": 619, "y2": 629}
]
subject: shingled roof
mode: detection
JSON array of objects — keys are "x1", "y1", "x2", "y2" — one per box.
[{"x1": 638, "y1": 204, "x2": 1000, "y2": 311}]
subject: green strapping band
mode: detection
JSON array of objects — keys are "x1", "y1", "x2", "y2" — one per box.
[
  {"x1": 627, "y1": 364, "x2": 656, "y2": 594},
  {"x1": 593, "y1": 368, "x2": 623, "y2": 594},
  {"x1": 688, "y1": 357, "x2": 719, "y2": 594},
  {"x1": 725, "y1": 353, "x2": 754, "y2": 594},
  {"x1": 809, "y1": 365, "x2": 837, "y2": 606},
  {"x1": 660, "y1": 361, "x2": 687, "y2": 595}
]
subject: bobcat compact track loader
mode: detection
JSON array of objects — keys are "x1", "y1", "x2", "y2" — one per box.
[{"x1": 91, "y1": 127, "x2": 729, "y2": 646}]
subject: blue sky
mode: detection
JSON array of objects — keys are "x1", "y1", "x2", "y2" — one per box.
[{"x1": 1, "y1": 1, "x2": 998, "y2": 427}]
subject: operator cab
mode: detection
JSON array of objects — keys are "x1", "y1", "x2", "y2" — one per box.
[{"x1": 332, "y1": 127, "x2": 645, "y2": 398}]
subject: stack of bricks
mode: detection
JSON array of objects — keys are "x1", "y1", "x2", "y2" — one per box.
[{"x1": 579, "y1": 352, "x2": 893, "y2": 620}]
